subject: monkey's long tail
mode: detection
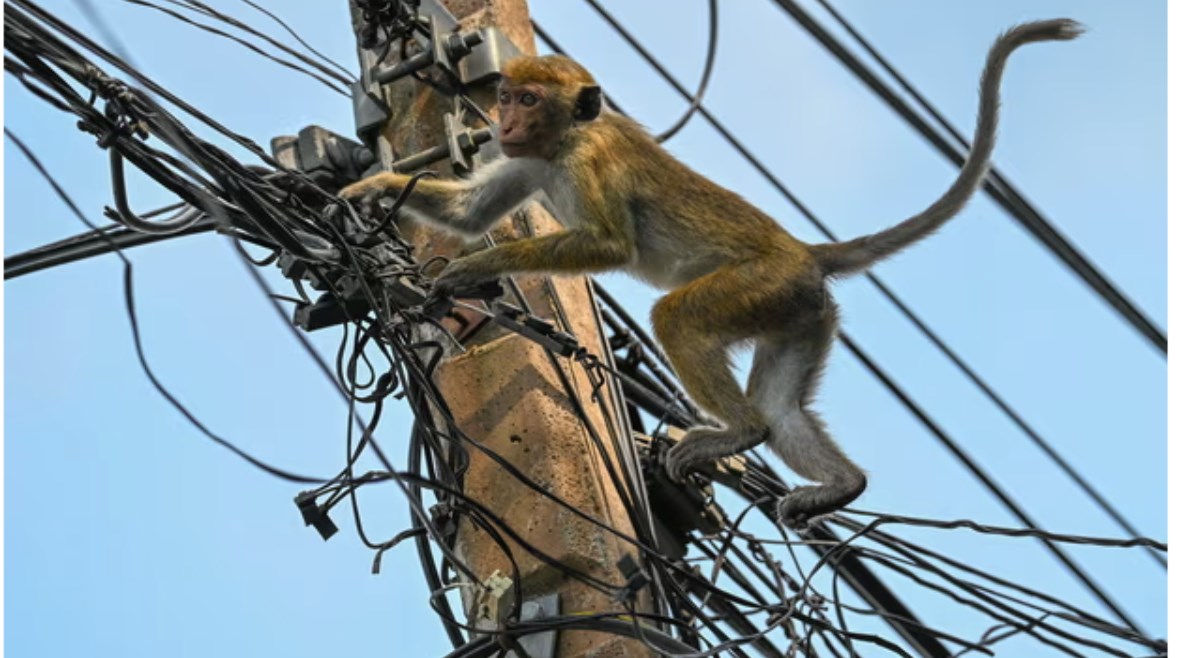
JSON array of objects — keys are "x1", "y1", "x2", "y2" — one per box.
[{"x1": 809, "y1": 18, "x2": 1083, "y2": 278}]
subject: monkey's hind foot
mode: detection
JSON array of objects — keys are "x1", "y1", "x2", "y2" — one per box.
[
  {"x1": 665, "y1": 425, "x2": 768, "y2": 482},
  {"x1": 775, "y1": 477, "x2": 867, "y2": 531}
]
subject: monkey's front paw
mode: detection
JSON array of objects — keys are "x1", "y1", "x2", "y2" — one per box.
[
  {"x1": 338, "y1": 172, "x2": 396, "y2": 201},
  {"x1": 338, "y1": 183, "x2": 373, "y2": 205},
  {"x1": 426, "y1": 276, "x2": 456, "y2": 304},
  {"x1": 422, "y1": 262, "x2": 475, "y2": 315},
  {"x1": 421, "y1": 275, "x2": 458, "y2": 318}
]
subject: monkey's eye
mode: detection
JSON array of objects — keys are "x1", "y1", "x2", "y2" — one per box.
[
  {"x1": 520, "y1": 92, "x2": 539, "y2": 107},
  {"x1": 498, "y1": 90, "x2": 511, "y2": 105}
]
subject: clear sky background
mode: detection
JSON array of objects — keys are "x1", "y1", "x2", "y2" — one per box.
[{"x1": 3, "y1": 1, "x2": 1166, "y2": 656}]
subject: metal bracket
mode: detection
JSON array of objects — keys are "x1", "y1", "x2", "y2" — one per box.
[
  {"x1": 458, "y1": 27, "x2": 521, "y2": 85},
  {"x1": 508, "y1": 593, "x2": 560, "y2": 658},
  {"x1": 412, "y1": 0, "x2": 522, "y2": 84},
  {"x1": 351, "y1": 80, "x2": 392, "y2": 141},
  {"x1": 366, "y1": 0, "x2": 521, "y2": 88},
  {"x1": 416, "y1": 0, "x2": 459, "y2": 32},
  {"x1": 270, "y1": 126, "x2": 376, "y2": 190},
  {"x1": 472, "y1": 575, "x2": 559, "y2": 658},
  {"x1": 444, "y1": 111, "x2": 478, "y2": 174}
]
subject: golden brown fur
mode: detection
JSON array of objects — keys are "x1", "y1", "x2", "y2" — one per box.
[{"x1": 341, "y1": 21, "x2": 1082, "y2": 528}]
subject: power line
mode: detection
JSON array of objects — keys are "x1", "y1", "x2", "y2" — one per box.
[
  {"x1": 120, "y1": 0, "x2": 350, "y2": 95},
  {"x1": 9, "y1": 2, "x2": 1163, "y2": 654},
  {"x1": 6, "y1": 127, "x2": 326, "y2": 485},
  {"x1": 237, "y1": 0, "x2": 357, "y2": 81},
  {"x1": 770, "y1": 0, "x2": 1165, "y2": 356},
  {"x1": 802, "y1": 0, "x2": 1162, "y2": 573},
  {"x1": 654, "y1": 0, "x2": 718, "y2": 143},
  {"x1": 838, "y1": 336, "x2": 1142, "y2": 633},
  {"x1": 551, "y1": 0, "x2": 1148, "y2": 636}
]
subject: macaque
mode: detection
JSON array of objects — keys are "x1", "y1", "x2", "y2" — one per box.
[{"x1": 341, "y1": 19, "x2": 1082, "y2": 528}]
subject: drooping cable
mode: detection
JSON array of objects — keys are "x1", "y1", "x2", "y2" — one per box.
[
  {"x1": 807, "y1": 0, "x2": 1165, "y2": 569},
  {"x1": 655, "y1": 0, "x2": 718, "y2": 143},
  {"x1": 770, "y1": 0, "x2": 1165, "y2": 356},
  {"x1": 553, "y1": 0, "x2": 1148, "y2": 635}
]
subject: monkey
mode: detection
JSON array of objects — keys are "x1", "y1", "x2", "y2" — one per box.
[{"x1": 340, "y1": 19, "x2": 1082, "y2": 529}]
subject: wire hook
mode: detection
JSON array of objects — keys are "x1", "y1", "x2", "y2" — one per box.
[{"x1": 103, "y1": 149, "x2": 206, "y2": 234}]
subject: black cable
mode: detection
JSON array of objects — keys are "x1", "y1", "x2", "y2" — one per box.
[
  {"x1": 734, "y1": 460, "x2": 1156, "y2": 654},
  {"x1": 655, "y1": 0, "x2": 718, "y2": 143},
  {"x1": 807, "y1": 0, "x2": 1165, "y2": 570},
  {"x1": 6, "y1": 127, "x2": 325, "y2": 485},
  {"x1": 769, "y1": 0, "x2": 1165, "y2": 356},
  {"x1": 13, "y1": 9, "x2": 486, "y2": 614},
  {"x1": 239, "y1": 0, "x2": 356, "y2": 82},
  {"x1": 171, "y1": 0, "x2": 356, "y2": 84},
  {"x1": 564, "y1": 6, "x2": 1162, "y2": 570},
  {"x1": 842, "y1": 509, "x2": 1165, "y2": 552},
  {"x1": 14, "y1": 0, "x2": 285, "y2": 170},
  {"x1": 550, "y1": 4, "x2": 1148, "y2": 633},
  {"x1": 120, "y1": 0, "x2": 350, "y2": 96},
  {"x1": 838, "y1": 335, "x2": 1143, "y2": 634}
]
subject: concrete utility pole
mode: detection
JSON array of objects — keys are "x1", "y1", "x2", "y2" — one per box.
[{"x1": 348, "y1": 2, "x2": 653, "y2": 655}]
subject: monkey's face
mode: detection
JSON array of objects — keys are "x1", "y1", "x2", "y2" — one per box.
[{"x1": 497, "y1": 82, "x2": 568, "y2": 160}]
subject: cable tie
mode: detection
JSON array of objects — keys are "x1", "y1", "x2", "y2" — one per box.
[
  {"x1": 614, "y1": 554, "x2": 649, "y2": 603},
  {"x1": 294, "y1": 491, "x2": 338, "y2": 541}
]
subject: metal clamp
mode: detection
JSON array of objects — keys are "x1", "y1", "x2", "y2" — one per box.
[
  {"x1": 270, "y1": 126, "x2": 377, "y2": 189},
  {"x1": 374, "y1": 18, "x2": 483, "y2": 85},
  {"x1": 491, "y1": 301, "x2": 581, "y2": 357}
]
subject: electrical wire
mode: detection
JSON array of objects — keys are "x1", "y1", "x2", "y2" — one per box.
[
  {"x1": 807, "y1": 0, "x2": 1165, "y2": 570},
  {"x1": 551, "y1": 2, "x2": 1150, "y2": 634},
  {"x1": 557, "y1": 6, "x2": 1162, "y2": 573},
  {"x1": 6, "y1": 127, "x2": 326, "y2": 485},
  {"x1": 239, "y1": 0, "x2": 356, "y2": 82},
  {"x1": 769, "y1": 0, "x2": 1165, "y2": 356},
  {"x1": 7, "y1": 3, "x2": 1166, "y2": 656},
  {"x1": 655, "y1": 0, "x2": 718, "y2": 143},
  {"x1": 120, "y1": 0, "x2": 350, "y2": 96}
]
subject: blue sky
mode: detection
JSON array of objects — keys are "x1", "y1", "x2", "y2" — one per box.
[{"x1": 4, "y1": 1, "x2": 1165, "y2": 656}]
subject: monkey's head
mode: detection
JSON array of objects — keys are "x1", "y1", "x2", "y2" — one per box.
[{"x1": 497, "y1": 55, "x2": 602, "y2": 159}]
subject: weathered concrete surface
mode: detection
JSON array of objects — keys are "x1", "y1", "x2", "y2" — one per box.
[
  {"x1": 438, "y1": 334, "x2": 648, "y2": 657},
  {"x1": 371, "y1": 1, "x2": 652, "y2": 654}
]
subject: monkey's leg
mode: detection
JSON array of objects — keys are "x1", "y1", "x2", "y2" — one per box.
[
  {"x1": 654, "y1": 265, "x2": 777, "y2": 482},
  {"x1": 746, "y1": 312, "x2": 866, "y2": 529}
]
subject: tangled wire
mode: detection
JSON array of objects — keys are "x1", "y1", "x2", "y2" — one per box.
[{"x1": 4, "y1": 2, "x2": 1166, "y2": 656}]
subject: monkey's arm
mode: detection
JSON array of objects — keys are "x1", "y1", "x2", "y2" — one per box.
[
  {"x1": 435, "y1": 163, "x2": 636, "y2": 287},
  {"x1": 436, "y1": 228, "x2": 634, "y2": 289},
  {"x1": 339, "y1": 159, "x2": 545, "y2": 236}
]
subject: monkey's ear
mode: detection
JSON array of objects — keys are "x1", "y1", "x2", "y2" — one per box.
[{"x1": 573, "y1": 85, "x2": 602, "y2": 121}]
